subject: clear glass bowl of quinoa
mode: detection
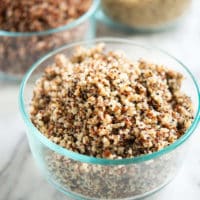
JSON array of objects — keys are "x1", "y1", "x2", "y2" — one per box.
[
  {"x1": 19, "y1": 38, "x2": 200, "y2": 200},
  {"x1": 99, "y1": 0, "x2": 192, "y2": 32},
  {"x1": 0, "y1": 0, "x2": 99, "y2": 81}
]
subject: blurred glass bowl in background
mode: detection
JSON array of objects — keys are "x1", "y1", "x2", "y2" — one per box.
[
  {"x1": 99, "y1": 0, "x2": 192, "y2": 32},
  {"x1": 0, "y1": 0, "x2": 99, "y2": 82}
]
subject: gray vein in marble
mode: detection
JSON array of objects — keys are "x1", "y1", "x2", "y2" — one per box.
[
  {"x1": 1, "y1": 136, "x2": 29, "y2": 200},
  {"x1": 0, "y1": 136, "x2": 25, "y2": 176}
]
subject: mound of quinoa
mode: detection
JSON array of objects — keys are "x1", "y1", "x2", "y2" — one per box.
[
  {"x1": 0, "y1": 0, "x2": 91, "y2": 32},
  {"x1": 30, "y1": 44, "x2": 194, "y2": 159},
  {"x1": 101, "y1": 0, "x2": 191, "y2": 29}
]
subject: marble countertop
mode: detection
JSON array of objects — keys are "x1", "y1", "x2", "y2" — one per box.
[{"x1": 0, "y1": 1, "x2": 200, "y2": 200}]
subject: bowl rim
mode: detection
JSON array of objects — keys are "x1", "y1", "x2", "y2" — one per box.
[
  {"x1": 19, "y1": 37, "x2": 200, "y2": 165},
  {"x1": 0, "y1": 0, "x2": 99, "y2": 37}
]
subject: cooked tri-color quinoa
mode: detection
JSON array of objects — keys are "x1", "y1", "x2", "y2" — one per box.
[{"x1": 30, "y1": 44, "x2": 194, "y2": 159}]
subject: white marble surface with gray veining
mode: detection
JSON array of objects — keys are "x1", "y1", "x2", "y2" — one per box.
[{"x1": 0, "y1": 1, "x2": 200, "y2": 199}]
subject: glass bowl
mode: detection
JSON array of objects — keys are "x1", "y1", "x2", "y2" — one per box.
[
  {"x1": 98, "y1": 0, "x2": 192, "y2": 32},
  {"x1": 0, "y1": 0, "x2": 99, "y2": 82},
  {"x1": 19, "y1": 38, "x2": 200, "y2": 200}
]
